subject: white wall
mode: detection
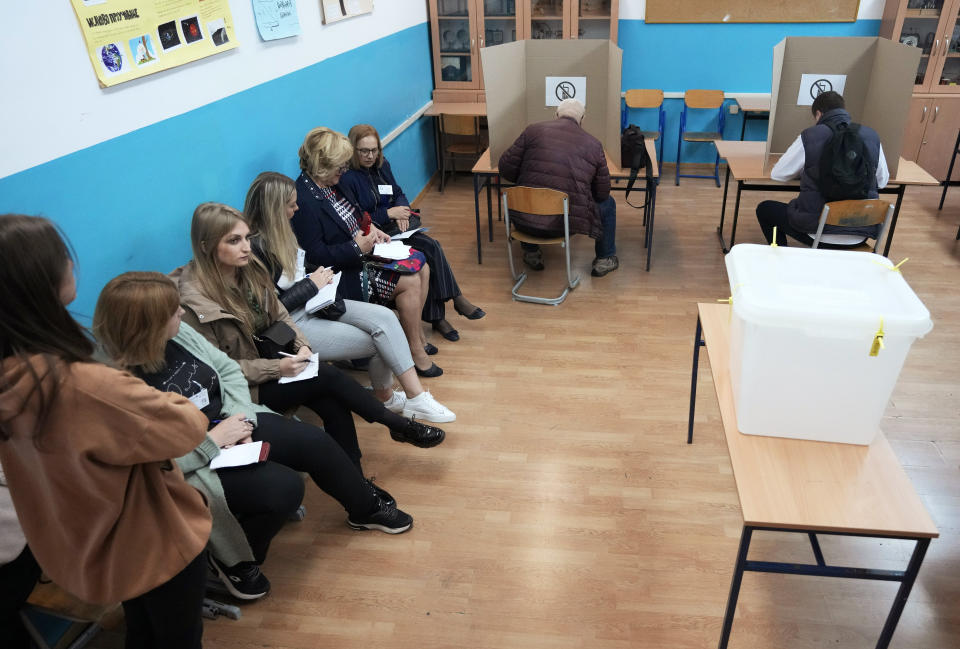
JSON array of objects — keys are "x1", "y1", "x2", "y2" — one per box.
[
  {"x1": 618, "y1": 0, "x2": 885, "y2": 22},
  {"x1": 0, "y1": 1, "x2": 427, "y2": 179}
]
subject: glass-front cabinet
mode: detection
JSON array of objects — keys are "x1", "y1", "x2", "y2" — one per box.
[
  {"x1": 882, "y1": 0, "x2": 960, "y2": 92},
  {"x1": 430, "y1": 0, "x2": 618, "y2": 101}
]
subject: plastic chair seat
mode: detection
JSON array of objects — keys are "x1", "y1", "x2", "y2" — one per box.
[
  {"x1": 640, "y1": 130, "x2": 660, "y2": 140},
  {"x1": 683, "y1": 131, "x2": 722, "y2": 142},
  {"x1": 445, "y1": 143, "x2": 481, "y2": 154},
  {"x1": 509, "y1": 230, "x2": 566, "y2": 246}
]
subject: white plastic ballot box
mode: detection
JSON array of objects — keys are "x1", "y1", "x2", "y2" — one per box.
[{"x1": 724, "y1": 244, "x2": 933, "y2": 445}]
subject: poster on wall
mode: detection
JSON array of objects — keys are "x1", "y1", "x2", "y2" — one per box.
[
  {"x1": 321, "y1": 0, "x2": 373, "y2": 25},
  {"x1": 70, "y1": 0, "x2": 238, "y2": 88},
  {"x1": 544, "y1": 76, "x2": 586, "y2": 107},
  {"x1": 253, "y1": 0, "x2": 301, "y2": 40}
]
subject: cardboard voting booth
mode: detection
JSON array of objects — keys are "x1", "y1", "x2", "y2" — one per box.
[
  {"x1": 481, "y1": 40, "x2": 623, "y2": 164},
  {"x1": 766, "y1": 37, "x2": 921, "y2": 177}
]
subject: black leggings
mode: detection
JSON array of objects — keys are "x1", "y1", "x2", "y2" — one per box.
[
  {"x1": 257, "y1": 363, "x2": 408, "y2": 468},
  {"x1": 121, "y1": 550, "x2": 207, "y2": 649},
  {"x1": 0, "y1": 545, "x2": 40, "y2": 649},
  {"x1": 218, "y1": 413, "x2": 377, "y2": 562}
]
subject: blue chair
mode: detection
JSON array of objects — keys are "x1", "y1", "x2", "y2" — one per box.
[
  {"x1": 623, "y1": 89, "x2": 665, "y2": 174},
  {"x1": 675, "y1": 89, "x2": 726, "y2": 187}
]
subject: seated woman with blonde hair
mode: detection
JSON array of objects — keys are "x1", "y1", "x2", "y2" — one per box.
[
  {"x1": 243, "y1": 171, "x2": 453, "y2": 422},
  {"x1": 340, "y1": 123, "x2": 484, "y2": 342},
  {"x1": 170, "y1": 202, "x2": 446, "y2": 456},
  {"x1": 290, "y1": 127, "x2": 442, "y2": 377},
  {"x1": 93, "y1": 272, "x2": 415, "y2": 600}
]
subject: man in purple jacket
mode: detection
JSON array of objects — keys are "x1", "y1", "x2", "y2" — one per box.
[{"x1": 498, "y1": 99, "x2": 619, "y2": 277}]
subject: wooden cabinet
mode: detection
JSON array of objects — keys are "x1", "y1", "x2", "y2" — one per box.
[
  {"x1": 882, "y1": 0, "x2": 960, "y2": 177},
  {"x1": 430, "y1": 0, "x2": 618, "y2": 102}
]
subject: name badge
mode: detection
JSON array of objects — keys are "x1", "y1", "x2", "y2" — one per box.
[
  {"x1": 378, "y1": 184, "x2": 393, "y2": 195},
  {"x1": 188, "y1": 388, "x2": 210, "y2": 410}
]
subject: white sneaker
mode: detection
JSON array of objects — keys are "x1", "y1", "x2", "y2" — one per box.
[
  {"x1": 403, "y1": 391, "x2": 456, "y2": 423},
  {"x1": 382, "y1": 390, "x2": 407, "y2": 414}
]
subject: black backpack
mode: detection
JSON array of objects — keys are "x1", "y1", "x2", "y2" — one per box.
[
  {"x1": 620, "y1": 124, "x2": 651, "y2": 201},
  {"x1": 818, "y1": 122, "x2": 873, "y2": 202}
]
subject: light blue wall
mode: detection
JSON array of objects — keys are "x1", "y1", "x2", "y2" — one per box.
[
  {"x1": 618, "y1": 19, "x2": 883, "y2": 163},
  {"x1": 0, "y1": 23, "x2": 435, "y2": 323}
]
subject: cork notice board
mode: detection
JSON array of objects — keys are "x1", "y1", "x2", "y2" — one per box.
[{"x1": 645, "y1": 0, "x2": 860, "y2": 24}]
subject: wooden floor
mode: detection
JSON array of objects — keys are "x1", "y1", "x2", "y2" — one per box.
[{"x1": 94, "y1": 168, "x2": 960, "y2": 649}]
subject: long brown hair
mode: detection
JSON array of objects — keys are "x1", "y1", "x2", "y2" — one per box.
[
  {"x1": 189, "y1": 202, "x2": 275, "y2": 334},
  {"x1": 0, "y1": 214, "x2": 94, "y2": 441},
  {"x1": 243, "y1": 172, "x2": 299, "y2": 279},
  {"x1": 93, "y1": 272, "x2": 180, "y2": 373}
]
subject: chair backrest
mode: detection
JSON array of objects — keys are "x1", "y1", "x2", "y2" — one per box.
[
  {"x1": 503, "y1": 186, "x2": 568, "y2": 216},
  {"x1": 625, "y1": 89, "x2": 664, "y2": 109},
  {"x1": 684, "y1": 89, "x2": 724, "y2": 109},
  {"x1": 440, "y1": 114, "x2": 478, "y2": 136},
  {"x1": 812, "y1": 199, "x2": 894, "y2": 253}
]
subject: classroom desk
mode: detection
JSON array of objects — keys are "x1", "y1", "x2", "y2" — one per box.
[
  {"x1": 688, "y1": 302, "x2": 939, "y2": 649},
  {"x1": 424, "y1": 102, "x2": 487, "y2": 192},
  {"x1": 714, "y1": 140, "x2": 939, "y2": 257},
  {"x1": 469, "y1": 139, "x2": 659, "y2": 268},
  {"x1": 734, "y1": 96, "x2": 770, "y2": 141}
]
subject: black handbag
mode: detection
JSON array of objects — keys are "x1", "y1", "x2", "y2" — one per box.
[
  {"x1": 312, "y1": 297, "x2": 347, "y2": 321},
  {"x1": 252, "y1": 321, "x2": 296, "y2": 359}
]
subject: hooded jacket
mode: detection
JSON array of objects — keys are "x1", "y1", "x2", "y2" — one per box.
[
  {"x1": 497, "y1": 116, "x2": 611, "y2": 239},
  {"x1": 0, "y1": 356, "x2": 211, "y2": 604}
]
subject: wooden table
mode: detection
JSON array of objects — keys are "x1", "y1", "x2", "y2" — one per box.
[
  {"x1": 734, "y1": 96, "x2": 770, "y2": 140},
  {"x1": 714, "y1": 140, "x2": 939, "y2": 257},
  {"x1": 687, "y1": 303, "x2": 938, "y2": 649},
  {"x1": 470, "y1": 140, "x2": 660, "y2": 268}
]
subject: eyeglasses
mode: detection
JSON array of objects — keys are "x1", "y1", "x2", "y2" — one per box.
[{"x1": 356, "y1": 147, "x2": 379, "y2": 156}]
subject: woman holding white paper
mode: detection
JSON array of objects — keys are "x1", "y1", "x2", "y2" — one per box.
[
  {"x1": 290, "y1": 127, "x2": 443, "y2": 378},
  {"x1": 340, "y1": 124, "x2": 485, "y2": 343},
  {"x1": 170, "y1": 202, "x2": 447, "y2": 454},
  {"x1": 243, "y1": 172, "x2": 454, "y2": 423},
  {"x1": 94, "y1": 272, "x2": 418, "y2": 600}
]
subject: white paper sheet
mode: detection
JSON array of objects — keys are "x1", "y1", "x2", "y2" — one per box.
[
  {"x1": 390, "y1": 227, "x2": 429, "y2": 241},
  {"x1": 278, "y1": 352, "x2": 320, "y2": 384},
  {"x1": 373, "y1": 241, "x2": 414, "y2": 260},
  {"x1": 210, "y1": 441, "x2": 264, "y2": 470},
  {"x1": 797, "y1": 74, "x2": 847, "y2": 106},
  {"x1": 305, "y1": 271, "x2": 341, "y2": 314}
]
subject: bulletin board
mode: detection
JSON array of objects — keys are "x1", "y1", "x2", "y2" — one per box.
[{"x1": 645, "y1": 0, "x2": 860, "y2": 24}]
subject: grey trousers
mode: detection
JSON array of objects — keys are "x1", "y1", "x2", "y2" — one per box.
[{"x1": 290, "y1": 299, "x2": 414, "y2": 391}]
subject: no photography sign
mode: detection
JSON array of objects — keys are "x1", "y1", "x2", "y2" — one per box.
[{"x1": 545, "y1": 76, "x2": 586, "y2": 107}]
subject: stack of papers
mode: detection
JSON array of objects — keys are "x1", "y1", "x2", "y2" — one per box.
[
  {"x1": 372, "y1": 241, "x2": 414, "y2": 260},
  {"x1": 305, "y1": 271, "x2": 342, "y2": 314}
]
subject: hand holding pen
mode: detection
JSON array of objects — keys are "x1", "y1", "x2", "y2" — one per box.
[
  {"x1": 209, "y1": 414, "x2": 253, "y2": 449},
  {"x1": 278, "y1": 349, "x2": 312, "y2": 377}
]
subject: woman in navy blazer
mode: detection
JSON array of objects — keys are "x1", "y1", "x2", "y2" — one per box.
[{"x1": 291, "y1": 127, "x2": 442, "y2": 377}]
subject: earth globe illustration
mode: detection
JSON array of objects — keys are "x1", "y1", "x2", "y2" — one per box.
[{"x1": 101, "y1": 44, "x2": 123, "y2": 72}]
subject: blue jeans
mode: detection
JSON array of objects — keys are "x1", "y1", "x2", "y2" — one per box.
[{"x1": 521, "y1": 196, "x2": 616, "y2": 258}]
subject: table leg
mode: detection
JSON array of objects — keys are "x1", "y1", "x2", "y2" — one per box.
[
  {"x1": 874, "y1": 538, "x2": 930, "y2": 649},
  {"x1": 473, "y1": 173, "x2": 483, "y2": 264},
  {"x1": 717, "y1": 166, "x2": 731, "y2": 252},
  {"x1": 718, "y1": 526, "x2": 754, "y2": 649},
  {"x1": 729, "y1": 181, "x2": 743, "y2": 250},
  {"x1": 486, "y1": 175, "x2": 494, "y2": 242},
  {"x1": 688, "y1": 314, "x2": 704, "y2": 444},
  {"x1": 434, "y1": 116, "x2": 442, "y2": 192},
  {"x1": 883, "y1": 185, "x2": 905, "y2": 258},
  {"x1": 645, "y1": 178, "x2": 657, "y2": 272}
]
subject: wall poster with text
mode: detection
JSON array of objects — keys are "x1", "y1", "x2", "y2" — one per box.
[{"x1": 70, "y1": 0, "x2": 239, "y2": 88}]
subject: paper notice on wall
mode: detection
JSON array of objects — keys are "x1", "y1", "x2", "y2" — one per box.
[
  {"x1": 69, "y1": 0, "x2": 238, "y2": 88},
  {"x1": 545, "y1": 76, "x2": 587, "y2": 107},
  {"x1": 253, "y1": 0, "x2": 301, "y2": 41},
  {"x1": 797, "y1": 74, "x2": 847, "y2": 106},
  {"x1": 321, "y1": 0, "x2": 373, "y2": 24}
]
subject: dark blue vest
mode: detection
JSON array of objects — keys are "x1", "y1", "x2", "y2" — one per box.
[{"x1": 788, "y1": 108, "x2": 882, "y2": 238}]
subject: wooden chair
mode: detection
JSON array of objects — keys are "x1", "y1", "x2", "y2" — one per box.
[
  {"x1": 438, "y1": 114, "x2": 483, "y2": 192},
  {"x1": 811, "y1": 199, "x2": 894, "y2": 253},
  {"x1": 675, "y1": 89, "x2": 726, "y2": 187},
  {"x1": 22, "y1": 580, "x2": 121, "y2": 649},
  {"x1": 624, "y1": 89, "x2": 665, "y2": 172},
  {"x1": 502, "y1": 187, "x2": 580, "y2": 305}
]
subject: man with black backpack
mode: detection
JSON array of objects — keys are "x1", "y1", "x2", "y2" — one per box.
[{"x1": 755, "y1": 91, "x2": 889, "y2": 247}]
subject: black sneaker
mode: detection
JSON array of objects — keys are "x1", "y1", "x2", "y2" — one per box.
[
  {"x1": 365, "y1": 478, "x2": 395, "y2": 508},
  {"x1": 389, "y1": 420, "x2": 446, "y2": 448},
  {"x1": 347, "y1": 499, "x2": 413, "y2": 534},
  {"x1": 208, "y1": 555, "x2": 270, "y2": 600}
]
